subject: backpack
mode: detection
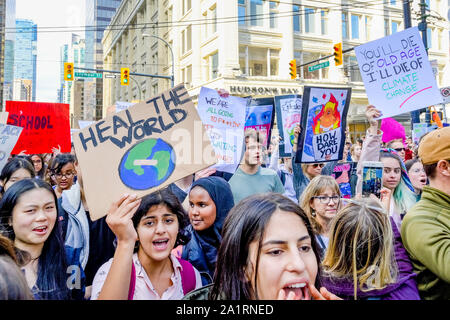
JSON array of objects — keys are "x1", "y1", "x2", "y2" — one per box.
[{"x1": 127, "y1": 257, "x2": 196, "y2": 300}]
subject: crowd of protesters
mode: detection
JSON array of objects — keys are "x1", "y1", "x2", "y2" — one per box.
[{"x1": 0, "y1": 100, "x2": 448, "y2": 301}]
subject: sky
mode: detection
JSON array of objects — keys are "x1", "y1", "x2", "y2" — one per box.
[{"x1": 15, "y1": 0, "x2": 86, "y2": 102}]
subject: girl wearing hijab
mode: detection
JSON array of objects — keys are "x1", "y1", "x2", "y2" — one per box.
[{"x1": 182, "y1": 176, "x2": 234, "y2": 285}]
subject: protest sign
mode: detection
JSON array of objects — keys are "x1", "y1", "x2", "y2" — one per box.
[
  {"x1": 0, "y1": 112, "x2": 8, "y2": 124},
  {"x1": 73, "y1": 84, "x2": 215, "y2": 221},
  {"x1": 245, "y1": 97, "x2": 275, "y2": 148},
  {"x1": 295, "y1": 86, "x2": 351, "y2": 163},
  {"x1": 274, "y1": 95, "x2": 302, "y2": 157},
  {"x1": 0, "y1": 124, "x2": 23, "y2": 172},
  {"x1": 197, "y1": 87, "x2": 247, "y2": 174},
  {"x1": 330, "y1": 162, "x2": 357, "y2": 199},
  {"x1": 6, "y1": 101, "x2": 71, "y2": 154},
  {"x1": 355, "y1": 27, "x2": 443, "y2": 119},
  {"x1": 78, "y1": 120, "x2": 95, "y2": 129},
  {"x1": 412, "y1": 123, "x2": 437, "y2": 145}
]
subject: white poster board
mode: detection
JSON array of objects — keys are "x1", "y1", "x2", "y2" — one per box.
[
  {"x1": 197, "y1": 87, "x2": 247, "y2": 174},
  {"x1": 355, "y1": 27, "x2": 443, "y2": 119}
]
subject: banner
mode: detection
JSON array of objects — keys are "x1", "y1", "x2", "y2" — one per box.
[
  {"x1": 6, "y1": 101, "x2": 71, "y2": 154},
  {"x1": 197, "y1": 87, "x2": 247, "y2": 174},
  {"x1": 295, "y1": 87, "x2": 351, "y2": 163},
  {"x1": 274, "y1": 95, "x2": 302, "y2": 157},
  {"x1": 245, "y1": 97, "x2": 275, "y2": 148},
  {"x1": 73, "y1": 84, "x2": 215, "y2": 221},
  {"x1": 0, "y1": 124, "x2": 23, "y2": 172},
  {"x1": 355, "y1": 27, "x2": 443, "y2": 119}
]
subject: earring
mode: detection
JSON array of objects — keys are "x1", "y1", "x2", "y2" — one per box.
[{"x1": 311, "y1": 209, "x2": 316, "y2": 217}]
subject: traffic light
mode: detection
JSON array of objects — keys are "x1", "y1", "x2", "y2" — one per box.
[
  {"x1": 64, "y1": 62, "x2": 74, "y2": 81},
  {"x1": 333, "y1": 43, "x2": 343, "y2": 66},
  {"x1": 289, "y1": 59, "x2": 297, "y2": 79},
  {"x1": 121, "y1": 68, "x2": 130, "y2": 86}
]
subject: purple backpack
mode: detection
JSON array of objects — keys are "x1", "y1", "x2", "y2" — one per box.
[{"x1": 127, "y1": 257, "x2": 196, "y2": 300}]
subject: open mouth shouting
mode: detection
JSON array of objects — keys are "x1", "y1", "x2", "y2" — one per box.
[
  {"x1": 32, "y1": 226, "x2": 49, "y2": 236},
  {"x1": 283, "y1": 281, "x2": 311, "y2": 300},
  {"x1": 152, "y1": 238, "x2": 169, "y2": 251}
]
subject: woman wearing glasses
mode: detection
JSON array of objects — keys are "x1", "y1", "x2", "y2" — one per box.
[
  {"x1": 300, "y1": 176, "x2": 341, "y2": 259},
  {"x1": 49, "y1": 154, "x2": 76, "y2": 198}
]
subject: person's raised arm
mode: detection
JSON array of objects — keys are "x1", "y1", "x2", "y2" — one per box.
[
  {"x1": 97, "y1": 194, "x2": 141, "y2": 300},
  {"x1": 356, "y1": 106, "x2": 383, "y2": 195}
]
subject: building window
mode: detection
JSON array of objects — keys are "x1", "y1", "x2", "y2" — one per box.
[
  {"x1": 351, "y1": 14, "x2": 359, "y2": 39},
  {"x1": 211, "y1": 53, "x2": 219, "y2": 79},
  {"x1": 239, "y1": 46, "x2": 248, "y2": 75},
  {"x1": 248, "y1": 47, "x2": 267, "y2": 76},
  {"x1": 270, "y1": 49, "x2": 279, "y2": 76},
  {"x1": 347, "y1": 56, "x2": 363, "y2": 82},
  {"x1": 250, "y1": 0, "x2": 263, "y2": 26},
  {"x1": 391, "y1": 21, "x2": 400, "y2": 34},
  {"x1": 390, "y1": 0, "x2": 396, "y2": 5},
  {"x1": 186, "y1": 25, "x2": 192, "y2": 51},
  {"x1": 238, "y1": 0, "x2": 246, "y2": 25},
  {"x1": 342, "y1": 13, "x2": 348, "y2": 39},
  {"x1": 365, "y1": 16, "x2": 371, "y2": 40},
  {"x1": 426, "y1": 28, "x2": 432, "y2": 49},
  {"x1": 270, "y1": 1, "x2": 278, "y2": 29},
  {"x1": 302, "y1": 52, "x2": 320, "y2": 80},
  {"x1": 293, "y1": 5, "x2": 301, "y2": 32},
  {"x1": 182, "y1": 0, "x2": 191, "y2": 16},
  {"x1": 305, "y1": 8, "x2": 315, "y2": 33},
  {"x1": 321, "y1": 10, "x2": 328, "y2": 35},
  {"x1": 384, "y1": 19, "x2": 390, "y2": 36}
]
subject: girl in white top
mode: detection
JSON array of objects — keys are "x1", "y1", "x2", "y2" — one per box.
[{"x1": 91, "y1": 189, "x2": 202, "y2": 300}]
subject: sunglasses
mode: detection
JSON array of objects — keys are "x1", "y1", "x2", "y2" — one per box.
[
  {"x1": 394, "y1": 148, "x2": 405, "y2": 152},
  {"x1": 312, "y1": 163, "x2": 325, "y2": 168}
]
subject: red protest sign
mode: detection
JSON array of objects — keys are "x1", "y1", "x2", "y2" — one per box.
[{"x1": 6, "y1": 101, "x2": 71, "y2": 154}]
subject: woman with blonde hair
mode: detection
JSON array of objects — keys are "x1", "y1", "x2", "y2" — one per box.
[
  {"x1": 300, "y1": 175, "x2": 341, "y2": 258},
  {"x1": 321, "y1": 198, "x2": 420, "y2": 300}
]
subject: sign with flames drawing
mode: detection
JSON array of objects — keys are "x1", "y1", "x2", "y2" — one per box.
[{"x1": 295, "y1": 86, "x2": 351, "y2": 163}]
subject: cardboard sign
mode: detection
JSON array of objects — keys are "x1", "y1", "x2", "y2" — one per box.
[
  {"x1": 6, "y1": 101, "x2": 71, "y2": 154},
  {"x1": 197, "y1": 87, "x2": 247, "y2": 174},
  {"x1": 0, "y1": 112, "x2": 9, "y2": 124},
  {"x1": 355, "y1": 27, "x2": 443, "y2": 119},
  {"x1": 73, "y1": 84, "x2": 215, "y2": 221},
  {"x1": 295, "y1": 87, "x2": 351, "y2": 163},
  {"x1": 245, "y1": 97, "x2": 275, "y2": 148},
  {"x1": 274, "y1": 95, "x2": 302, "y2": 157},
  {"x1": 0, "y1": 124, "x2": 23, "y2": 172},
  {"x1": 331, "y1": 162, "x2": 357, "y2": 199}
]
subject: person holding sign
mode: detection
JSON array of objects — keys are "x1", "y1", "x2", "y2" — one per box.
[
  {"x1": 182, "y1": 176, "x2": 234, "y2": 285},
  {"x1": 91, "y1": 189, "x2": 202, "y2": 300},
  {"x1": 228, "y1": 130, "x2": 285, "y2": 205},
  {"x1": 356, "y1": 106, "x2": 417, "y2": 230}
]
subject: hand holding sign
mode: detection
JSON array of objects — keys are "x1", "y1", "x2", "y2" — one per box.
[{"x1": 365, "y1": 105, "x2": 382, "y2": 130}]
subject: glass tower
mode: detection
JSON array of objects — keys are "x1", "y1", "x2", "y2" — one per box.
[
  {"x1": 84, "y1": 0, "x2": 122, "y2": 120},
  {"x1": 14, "y1": 18, "x2": 37, "y2": 101}
]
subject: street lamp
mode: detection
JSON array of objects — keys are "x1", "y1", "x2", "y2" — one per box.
[{"x1": 142, "y1": 33, "x2": 175, "y2": 88}]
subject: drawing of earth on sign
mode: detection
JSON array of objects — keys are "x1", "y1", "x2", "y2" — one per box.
[{"x1": 119, "y1": 138, "x2": 176, "y2": 190}]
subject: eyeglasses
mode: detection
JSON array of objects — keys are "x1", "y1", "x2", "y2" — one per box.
[
  {"x1": 312, "y1": 195, "x2": 340, "y2": 204},
  {"x1": 52, "y1": 171, "x2": 75, "y2": 179},
  {"x1": 312, "y1": 163, "x2": 325, "y2": 168},
  {"x1": 394, "y1": 148, "x2": 405, "y2": 152}
]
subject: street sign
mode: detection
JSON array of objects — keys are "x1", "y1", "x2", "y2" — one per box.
[
  {"x1": 104, "y1": 74, "x2": 117, "y2": 79},
  {"x1": 74, "y1": 72, "x2": 103, "y2": 79},
  {"x1": 308, "y1": 61, "x2": 330, "y2": 72}
]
